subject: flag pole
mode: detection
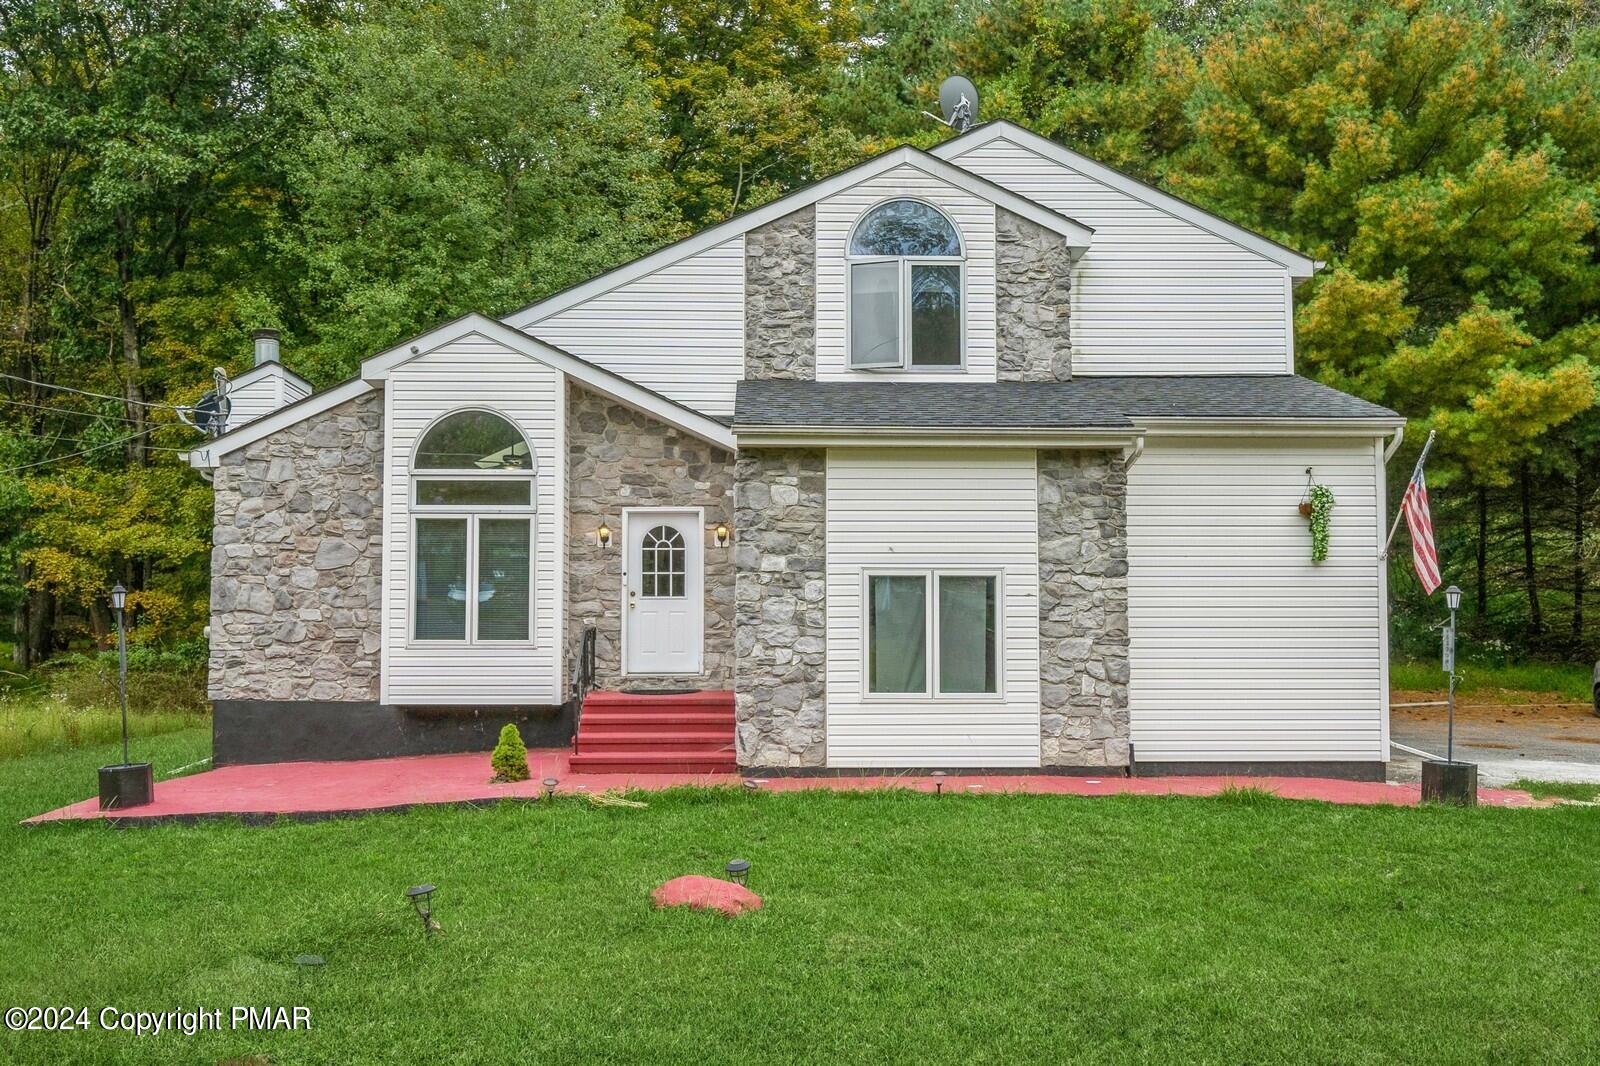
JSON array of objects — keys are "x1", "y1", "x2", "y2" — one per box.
[{"x1": 1381, "y1": 429, "x2": 1436, "y2": 559}]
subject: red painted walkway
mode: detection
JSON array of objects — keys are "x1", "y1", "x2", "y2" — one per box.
[{"x1": 24, "y1": 749, "x2": 1544, "y2": 825}]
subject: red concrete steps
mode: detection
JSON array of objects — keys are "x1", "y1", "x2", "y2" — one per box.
[{"x1": 570, "y1": 690, "x2": 736, "y2": 774}]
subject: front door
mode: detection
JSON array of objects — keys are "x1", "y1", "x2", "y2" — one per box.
[{"x1": 623, "y1": 509, "x2": 703, "y2": 675}]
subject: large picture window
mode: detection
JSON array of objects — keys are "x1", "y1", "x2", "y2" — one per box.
[
  {"x1": 848, "y1": 200, "x2": 964, "y2": 371},
  {"x1": 411, "y1": 410, "x2": 535, "y2": 644},
  {"x1": 865, "y1": 571, "x2": 999, "y2": 697}
]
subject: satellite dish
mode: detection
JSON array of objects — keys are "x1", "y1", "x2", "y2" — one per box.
[{"x1": 938, "y1": 75, "x2": 979, "y2": 132}]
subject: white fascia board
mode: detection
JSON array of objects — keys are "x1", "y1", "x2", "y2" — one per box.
[
  {"x1": 733, "y1": 426, "x2": 1142, "y2": 449},
  {"x1": 1139, "y1": 417, "x2": 1405, "y2": 437},
  {"x1": 188, "y1": 378, "x2": 374, "y2": 469},
  {"x1": 362, "y1": 313, "x2": 736, "y2": 452},
  {"x1": 502, "y1": 146, "x2": 1093, "y2": 331},
  {"x1": 932, "y1": 121, "x2": 1322, "y2": 278}
]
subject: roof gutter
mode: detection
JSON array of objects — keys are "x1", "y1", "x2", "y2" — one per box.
[
  {"x1": 1139, "y1": 417, "x2": 1405, "y2": 437},
  {"x1": 732, "y1": 424, "x2": 1143, "y2": 449}
]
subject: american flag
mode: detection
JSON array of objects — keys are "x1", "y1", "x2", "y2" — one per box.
[{"x1": 1401, "y1": 466, "x2": 1441, "y2": 594}]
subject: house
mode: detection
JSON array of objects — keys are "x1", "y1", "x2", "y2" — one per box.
[{"x1": 188, "y1": 120, "x2": 1404, "y2": 778}]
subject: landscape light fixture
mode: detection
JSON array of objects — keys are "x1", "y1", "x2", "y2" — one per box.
[
  {"x1": 725, "y1": 859, "x2": 751, "y2": 886},
  {"x1": 743, "y1": 779, "x2": 759, "y2": 792},
  {"x1": 714, "y1": 523, "x2": 730, "y2": 548},
  {"x1": 405, "y1": 884, "x2": 437, "y2": 936},
  {"x1": 597, "y1": 524, "x2": 611, "y2": 549},
  {"x1": 1445, "y1": 585, "x2": 1462, "y2": 612},
  {"x1": 932, "y1": 770, "x2": 947, "y2": 796},
  {"x1": 543, "y1": 777, "x2": 559, "y2": 799}
]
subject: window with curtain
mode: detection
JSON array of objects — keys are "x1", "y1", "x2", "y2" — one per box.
[
  {"x1": 411, "y1": 410, "x2": 535, "y2": 643},
  {"x1": 848, "y1": 200, "x2": 964, "y2": 370},
  {"x1": 866, "y1": 572, "x2": 999, "y2": 697}
]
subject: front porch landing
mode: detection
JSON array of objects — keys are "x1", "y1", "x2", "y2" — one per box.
[{"x1": 23, "y1": 750, "x2": 1544, "y2": 825}]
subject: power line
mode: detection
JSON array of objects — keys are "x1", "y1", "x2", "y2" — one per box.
[
  {"x1": 0, "y1": 395, "x2": 164, "y2": 427},
  {"x1": 0, "y1": 430, "x2": 150, "y2": 475},
  {"x1": 0, "y1": 371, "x2": 188, "y2": 412}
]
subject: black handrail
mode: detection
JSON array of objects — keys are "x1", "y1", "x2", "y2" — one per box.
[{"x1": 570, "y1": 625, "x2": 598, "y2": 726}]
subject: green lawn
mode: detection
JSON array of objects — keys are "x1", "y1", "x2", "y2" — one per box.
[
  {"x1": 4, "y1": 730, "x2": 1599, "y2": 1064},
  {"x1": 1389, "y1": 659, "x2": 1594, "y2": 700},
  {"x1": 1514, "y1": 779, "x2": 1600, "y2": 803}
]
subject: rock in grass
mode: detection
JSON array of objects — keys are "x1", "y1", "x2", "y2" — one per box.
[{"x1": 651, "y1": 875, "x2": 762, "y2": 917}]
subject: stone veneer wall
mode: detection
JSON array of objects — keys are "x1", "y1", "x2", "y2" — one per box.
[
  {"x1": 744, "y1": 206, "x2": 816, "y2": 380},
  {"x1": 1037, "y1": 449, "x2": 1130, "y2": 766},
  {"x1": 566, "y1": 383, "x2": 736, "y2": 691},
  {"x1": 996, "y1": 206, "x2": 1074, "y2": 382},
  {"x1": 208, "y1": 391, "x2": 384, "y2": 702},
  {"x1": 733, "y1": 449, "x2": 827, "y2": 766}
]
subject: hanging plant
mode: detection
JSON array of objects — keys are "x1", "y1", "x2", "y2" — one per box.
[{"x1": 1306, "y1": 484, "x2": 1335, "y2": 563}]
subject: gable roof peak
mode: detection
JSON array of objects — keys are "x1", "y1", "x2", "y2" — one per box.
[
  {"x1": 501, "y1": 140, "x2": 1091, "y2": 332},
  {"x1": 931, "y1": 119, "x2": 1320, "y2": 277}
]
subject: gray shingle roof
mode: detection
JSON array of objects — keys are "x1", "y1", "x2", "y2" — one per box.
[{"x1": 734, "y1": 376, "x2": 1399, "y2": 430}]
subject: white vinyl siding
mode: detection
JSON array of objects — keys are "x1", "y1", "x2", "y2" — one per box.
[
  {"x1": 946, "y1": 136, "x2": 1293, "y2": 375},
  {"x1": 817, "y1": 165, "x2": 997, "y2": 382},
  {"x1": 521, "y1": 237, "x2": 744, "y2": 417},
  {"x1": 826, "y1": 448, "x2": 1039, "y2": 766},
  {"x1": 1126, "y1": 437, "x2": 1387, "y2": 762},
  {"x1": 224, "y1": 366, "x2": 312, "y2": 431},
  {"x1": 382, "y1": 333, "x2": 563, "y2": 705}
]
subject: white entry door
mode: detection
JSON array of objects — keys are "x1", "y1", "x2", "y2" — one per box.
[{"x1": 623, "y1": 509, "x2": 703, "y2": 675}]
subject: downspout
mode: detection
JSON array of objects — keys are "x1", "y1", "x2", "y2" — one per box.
[
  {"x1": 1382, "y1": 425, "x2": 1405, "y2": 463},
  {"x1": 1122, "y1": 433, "x2": 1146, "y2": 470}
]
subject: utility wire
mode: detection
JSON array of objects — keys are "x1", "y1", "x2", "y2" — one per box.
[
  {"x1": 0, "y1": 430, "x2": 150, "y2": 475},
  {"x1": 0, "y1": 371, "x2": 188, "y2": 411},
  {"x1": 0, "y1": 395, "x2": 170, "y2": 427}
]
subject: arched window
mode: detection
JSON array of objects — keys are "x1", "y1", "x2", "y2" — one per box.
[
  {"x1": 847, "y1": 200, "x2": 964, "y2": 370},
  {"x1": 411, "y1": 410, "x2": 534, "y2": 644},
  {"x1": 640, "y1": 525, "x2": 687, "y2": 598}
]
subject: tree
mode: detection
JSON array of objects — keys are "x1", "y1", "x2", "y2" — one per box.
[
  {"x1": 1, "y1": 0, "x2": 301, "y2": 464},
  {"x1": 277, "y1": 0, "x2": 673, "y2": 383},
  {"x1": 623, "y1": 0, "x2": 861, "y2": 224}
]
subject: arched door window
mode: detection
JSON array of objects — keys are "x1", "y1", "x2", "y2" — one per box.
[
  {"x1": 847, "y1": 199, "x2": 964, "y2": 370},
  {"x1": 411, "y1": 410, "x2": 535, "y2": 643},
  {"x1": 640, "y1": 525, "x2": 686, "y2": 598}
]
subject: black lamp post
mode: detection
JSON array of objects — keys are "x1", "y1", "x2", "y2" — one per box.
[
  {"x1": 97, "y1": 583, "x2": 153, "y2": 810},
  {"x1": 1421, "y1": 584, "x2": 1477, "y2": 806}
]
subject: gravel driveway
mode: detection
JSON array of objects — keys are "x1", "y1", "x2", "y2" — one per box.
[{"x1": 1388, "y1": 691, "x2": 1600, "y2": 786}]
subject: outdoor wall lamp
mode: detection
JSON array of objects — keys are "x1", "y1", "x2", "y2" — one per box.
[
  {"x1": 406, "y1": 883, "x2": 438, "y2": 936},
  {"x1": 597, "y1": 524, "x2": 611, "y2": 549},
  {"x1": 714, "y1": 523, "x2": 730, "y2": 548},
  {"x1": 725, "y1": 859, "x2": 751, "y2": 886}
]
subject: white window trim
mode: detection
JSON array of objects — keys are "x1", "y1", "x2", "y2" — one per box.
[
  {"x1": 412, "y1": 473, "x2": 535, "y2": 512},
  {"x1": 845, "y1": 198, "x2": 968, "y2": 373},
  {"x1": 409, "y1": 513, "x2": 537, "y2": 647},
  {"x1": 860, "y1": 568, "x2": 1004, "y2": 702},
  {"x1": 408, "y1": 407, "x2": 538, "y2": 647}
]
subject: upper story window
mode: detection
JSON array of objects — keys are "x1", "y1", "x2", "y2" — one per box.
[
  {"x1": 411, "y1": 410, "x2": 535, "y2": 644},
  {"x1": 848, "y1": 199, "x2": 964, "y2": 371}
]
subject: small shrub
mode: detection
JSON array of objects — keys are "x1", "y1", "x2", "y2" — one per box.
[
  {"x1": 490, "y1": 723, "x2": 529, "y2": 782},
  {"x1": 1215, "y1": 783, "x2": 1278, "y2": 806}
]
